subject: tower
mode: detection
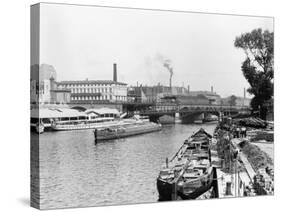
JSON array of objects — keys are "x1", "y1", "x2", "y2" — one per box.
[{"x1": 113, "y1": 63, "x2": 117, "y2": 82}]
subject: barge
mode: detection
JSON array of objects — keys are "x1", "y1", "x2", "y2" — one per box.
[
  {"x1": 95, "y1": 121, "x2": 162, "y2": 141},
  {"x1": 157, "y1": 128, "x2": 214, "y2": 200}
]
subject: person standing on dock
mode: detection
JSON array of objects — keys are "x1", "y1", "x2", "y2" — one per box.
[
  {"x1": 241, "y1": 127, "x2": 247, "y2": 138},
  {"x1": 94, "y1": 129, "x2": 98, "y2": 144},
  {"x1": 236, "y1": 127, "x2": 241, "y2": 138}
]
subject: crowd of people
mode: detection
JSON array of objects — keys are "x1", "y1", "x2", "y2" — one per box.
[{"x1": 231, "y1": 125, "x2": 247, "y2": 138}]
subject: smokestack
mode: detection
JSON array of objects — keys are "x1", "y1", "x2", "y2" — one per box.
[
  {"x1": 113, "y1": 63, "x2": 117, "y2": 82},
  {"x1": 188, "y1": 85, "x2": 190, "y2": 93},
  {"x1": 169, "y1": 77, "x2": 172, "y2": 89},
  {"x1": 163, "y1": 60, "x2": 173, "y2": 89},
  {"x1": 244, "y1": 88, "x2": 246, "y2": 98},
  {"x1": 211, "y1": 86, "x2": 213, "y2": 93}
]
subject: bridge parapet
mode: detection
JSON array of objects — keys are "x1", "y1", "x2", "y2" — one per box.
[{"x1": 140, "y1": 104, "x2": 250, "y2": 115}]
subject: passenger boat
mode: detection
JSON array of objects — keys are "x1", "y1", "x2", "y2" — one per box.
[
  {"x1": 157, "y1": 128, "x2": 214, "y2": 200},
  {"x1": 30, "y1": 107, "x2": 121, "y2": 133},
  {"x1": 95, "y1": 121, "x2": 162, "y2": 141}
]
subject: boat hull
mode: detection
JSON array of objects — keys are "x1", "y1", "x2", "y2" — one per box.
[
  {"x1": 51, "y1": 121, "x2": 121, "y2": 131},
  {"x1": 157, "y1": 168, "x2": 215, "y2": 200},
  {"x1": 97, "y1": 124, "x2": 161, "y2": 141},
  {"x1": 177, "y1": 168, "x2": 215, "y2": 200},
  {"x1": 157, "y1": 178, "x2": 173, "y2": 201},
  {"x1": 157, "y1": 128, "x2": 215, "y2": 201}
]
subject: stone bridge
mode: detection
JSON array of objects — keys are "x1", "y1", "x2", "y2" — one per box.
[{"x1": 139, "y1": 104, "x2": 250, "y2": 123}]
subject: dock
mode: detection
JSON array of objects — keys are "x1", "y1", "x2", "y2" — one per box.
[{"x1": 211, "y1": 136, "x2": 255, "y2": 198}]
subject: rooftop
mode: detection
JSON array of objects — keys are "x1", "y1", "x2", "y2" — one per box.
[{"x1": 58, "y1": 80, "x2": 127, "y2": 86}]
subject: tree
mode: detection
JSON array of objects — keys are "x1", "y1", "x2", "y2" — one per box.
[{"x1": 234, "y1": 28, "x2": 274, "y2": 119}]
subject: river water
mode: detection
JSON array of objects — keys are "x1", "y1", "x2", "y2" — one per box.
[{"x1": 34, "y1": 123, "x2": 217, "y2": 209}]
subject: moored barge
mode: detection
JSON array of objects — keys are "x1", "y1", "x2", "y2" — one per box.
[
  {"x1": 157, "y1": 128, "x2": 214, "y2": 200},
  {"x1": 95, "y1": 121, "x2": 162, "y2": 141}
]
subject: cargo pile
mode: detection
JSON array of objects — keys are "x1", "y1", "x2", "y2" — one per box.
[
  {"x1": 238, "y1": 140, "x2": 273, "y2": 171},
  {"x1": 234, "y1": 117, "x2": 267, "y2": 128},
  {"x1": 248, "y1": 130, "x2": 274, "y2": 142},
  {"x1": 253, "y1": 167, "x2": 274, "y2": 195}
]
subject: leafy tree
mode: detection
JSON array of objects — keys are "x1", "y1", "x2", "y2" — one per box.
[{"x1": 234, "y1": 28, "x2": 274, "y2": 119}]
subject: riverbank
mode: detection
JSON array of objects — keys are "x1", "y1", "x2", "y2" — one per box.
[{"x1": 214, "y1": 118, "x2": 274, "y2": 198}]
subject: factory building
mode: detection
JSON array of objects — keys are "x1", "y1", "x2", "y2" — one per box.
[{"x1": 57, "y1": 64, "x2": 127, "y2": 104}]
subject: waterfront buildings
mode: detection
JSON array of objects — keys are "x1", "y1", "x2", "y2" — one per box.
[
  {"x1": 31, "y1": 64, "x2": 250, "y2": 111},
  {"x1": 31, "y1": 63, "x2": 127, "y2": 106},
  {"x1": 57, "y1": 64, "x2": 127, "y2": 104},
  {"x1": 57, "y1": 80, "x2": 127, "y2": 104},
  {"x1": 30, "y1": 64, "x2": 71, "y2": 105},
  {"x1": 220, "y1": 95, "x2": 251, "y2": 107},
  {"x1": 127, "y1": 84, "x2": 189, "y2": 103},
  {"x1": 187, "y1": 90, "x2": 221, "y2": 105}
]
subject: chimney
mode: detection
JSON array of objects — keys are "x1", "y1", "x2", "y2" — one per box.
[
  {"x1": 211, "y1": 86, "x2": 213, "y2": 93},
  {"x1": 113, "y1": 63, "x2": 117, "y2": 82},
  {"x1": 188, "y1": 85, "x2": 190, "y2": 93},
  {"x1": 169, "y1": 77, "x2": 172, "y2": 89}
]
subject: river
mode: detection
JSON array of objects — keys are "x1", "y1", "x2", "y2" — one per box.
[{"x1": 33, "y1": 123, "x2": 217, "y2": 209}]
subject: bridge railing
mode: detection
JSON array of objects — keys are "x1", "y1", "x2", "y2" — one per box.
[{"x1": 139, "y1": 104, "x2": 250, "y2": 114}]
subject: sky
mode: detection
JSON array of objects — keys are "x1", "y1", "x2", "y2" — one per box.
[{"x1": 39, "y1": 3, "x2": 273, "y2": 98}]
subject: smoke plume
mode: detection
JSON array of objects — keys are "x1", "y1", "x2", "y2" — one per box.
[{"x1": 155, "y1": 54, "x2": 173, "y2": 88}]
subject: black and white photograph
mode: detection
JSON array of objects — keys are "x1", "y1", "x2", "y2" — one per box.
[{"x1": 30, "y1": 3, "x2": 274, "y2": 210}]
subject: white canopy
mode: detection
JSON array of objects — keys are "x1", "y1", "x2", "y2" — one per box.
[{"x1": 31, "y1": 108, "x2": 86, "y2": 118}]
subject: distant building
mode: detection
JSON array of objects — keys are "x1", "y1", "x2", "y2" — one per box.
[
  {"x1": 220, "y1": 95, "x2": 251, "y2": 107},
  {"x1": 127, "y1": 84, "x2": 188, "y2": 103},
  {"x1": 57, "y1": 64, "x2": 127, "y2": 104},
  {"x1": 187, "y1": 90, "x2": 221, "y2": 105},
  {"x1": 176, "y1": 95, "x2": 210, "y2": 105},
  {"x1": 30, "y1": 64, "x2": 71, "y2": 104},
  {"x1": 57, "y1": 80, "x2": 127, "y2": 103}
]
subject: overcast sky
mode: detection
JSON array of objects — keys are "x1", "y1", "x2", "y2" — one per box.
[{"x1": 39, "y1": 3, "x2": 273, "y2": 97}]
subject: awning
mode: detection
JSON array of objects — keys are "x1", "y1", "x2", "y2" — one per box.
[{"x1": 31, "y1": 108, "x2": 87, "y2": 118}]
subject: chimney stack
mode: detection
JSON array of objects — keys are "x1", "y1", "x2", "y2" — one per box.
[
  {"x1": 169, "y1": 78, "x2": 172, "y2": 89},
  {"x1": 211, "y1": 86, "x2": 213, "y2": 93},
  {"x1": 113, "y1": 63, "x2": 117, "y2": 82}
]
